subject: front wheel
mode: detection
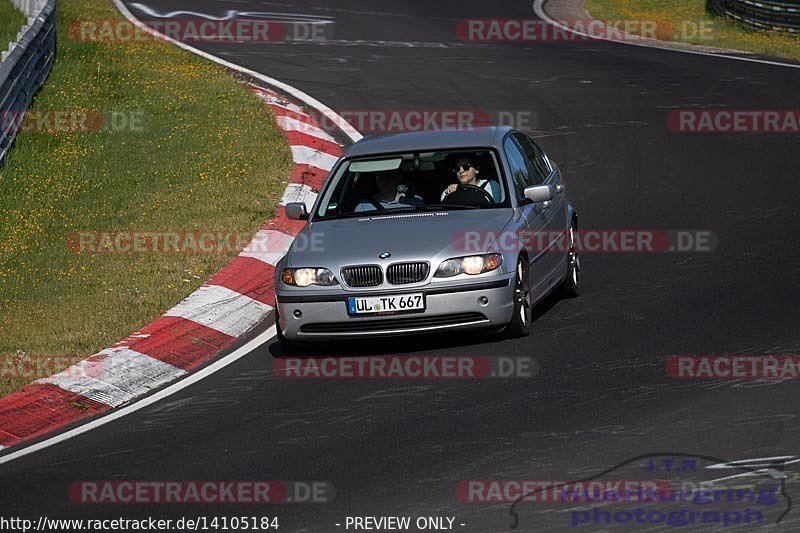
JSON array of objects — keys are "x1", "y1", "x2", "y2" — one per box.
[
  {"x1": 561, "y1": 221, "x2": 580, "y2": 298},
  {"x1": 506, "y1": 257, "x2": 532, "y2": 337}
]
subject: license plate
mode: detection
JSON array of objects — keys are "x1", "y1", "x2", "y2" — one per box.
[{"x1": 347, "y1": 293, "x2": 425, "y2": 315}]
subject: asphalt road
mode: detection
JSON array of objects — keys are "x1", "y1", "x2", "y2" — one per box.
[{"x1": 2, "y1": 0, "x2": 800, "y2": 531}]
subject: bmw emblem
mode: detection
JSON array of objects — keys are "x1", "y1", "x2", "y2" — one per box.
[{"x1": 379, "y1": 251, "x2": 391, "y2": 259}]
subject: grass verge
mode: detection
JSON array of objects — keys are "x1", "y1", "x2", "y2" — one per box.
[
  {"x1": 0, "y1": 0, "x2": 26, "y2": 48},
  {"x1": 584, "y1": 0, "x2": 800, "y2": 62},
  {"x1": 0, "y1": 0, "x2": 292, "y2": 396}
]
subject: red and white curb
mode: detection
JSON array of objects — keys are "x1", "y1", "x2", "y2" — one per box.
[
  {"x1": 0, "y1": 85, "x2": 345, "y2": 450},
  {"x1": 533, "y1": 0, "x2": 800, "y2": 70}
]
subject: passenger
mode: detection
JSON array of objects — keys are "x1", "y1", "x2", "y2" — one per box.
[
  {"x1": 354, "y1": 170, "x2": 423, "y2": 212},
  {"x1": 441, "y1": 156, "x2": 501, "y2": 202}
]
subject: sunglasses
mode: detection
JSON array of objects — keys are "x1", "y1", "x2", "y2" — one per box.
[{"x1": 453, "y1": 162, "x2": 475, "y2": 172}]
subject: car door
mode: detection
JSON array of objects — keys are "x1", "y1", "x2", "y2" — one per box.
[
  {"x1": 513, "y1": 133, "x2": 568, "y2": 289},
  {"x1": 503, "y1": 134, "x2": 553, "y2": 300}
]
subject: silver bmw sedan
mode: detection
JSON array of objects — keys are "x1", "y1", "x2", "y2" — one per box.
[{"x1": 275, "y1": 126, "x2": 579, "y2": 348}]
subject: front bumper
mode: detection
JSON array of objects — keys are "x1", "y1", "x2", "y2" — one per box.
[{"x1": 276, "y1": 275, "x2": 516, "y2": 341}]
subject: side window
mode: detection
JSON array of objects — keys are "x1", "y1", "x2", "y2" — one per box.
[
  {"x1": 513, "y1": 133, "x2": 551, "y2": 184},
  {"x1": 531, "y1": 141, "x2": 552, "y2": 181},
  {"x1": 504, "y1": 137, "x2": 531, "y2": 201}
]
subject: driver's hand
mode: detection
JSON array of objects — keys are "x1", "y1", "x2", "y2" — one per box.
[{"x1": 444, "y1": 184, "x2": 458, "y2": 197}]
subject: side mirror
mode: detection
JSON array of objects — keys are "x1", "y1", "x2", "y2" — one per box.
[
  {"x1": 523, "y1": 185, "x2": 552, "y2": 203},
  {"x1": 285, "y1": 202, "x2": 309, "y2": 220}
]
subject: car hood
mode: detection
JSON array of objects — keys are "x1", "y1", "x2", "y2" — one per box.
[{"x1": 285, "y1": 209, "x2": 515, "y2": 267}]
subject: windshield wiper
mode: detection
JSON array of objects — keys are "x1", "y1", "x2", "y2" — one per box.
[
  {"x1": 327, "y1": 206, "x2": 424, "y2": 219},
  {"x1": 418, "y1": 203, "x2": 483, "y2": 211},
  {"x1": 323, "y1": 203, "x2": 484, "y2": 220}
]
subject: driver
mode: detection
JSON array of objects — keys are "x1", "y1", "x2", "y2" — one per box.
[
  {"x1": 354, "y1": 169, "x2": 423, "y2": 212},
  {"x1": 441, "y1": 156, "x2": 501, "y2": 202}
]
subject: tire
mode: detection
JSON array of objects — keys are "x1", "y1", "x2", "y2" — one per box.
[
  {"x1": 561, "y1": 220, "x2": 581, "y2": 298},
  {"x1": 507, "y1": 257, "x2": 532, "y2": 337}
]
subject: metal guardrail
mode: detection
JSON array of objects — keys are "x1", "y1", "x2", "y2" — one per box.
[
  {"x1": 707, "y1": 0, "x2": 800, "y2": 33},
  {"x1": 11, "y1": 0, "x2": 44, "y2": 17},
  {"x1": 0, "y1": 0, "x2": 56, "y2": 166}
]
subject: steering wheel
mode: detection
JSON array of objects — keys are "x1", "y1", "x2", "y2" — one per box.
[{"x1": 442, "y1": 184, "x2": 494, "y2": 206}]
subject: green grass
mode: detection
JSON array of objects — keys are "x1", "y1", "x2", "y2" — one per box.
[
  {"x1": 584, "y1": 0, "x2": 800, "y2": 62},
  {"x1": 0, "y1": 0, "x2": 292, "y2": 396},
  {"x1": 0, "y1": 0, "x2": 26, "y2": 48}
]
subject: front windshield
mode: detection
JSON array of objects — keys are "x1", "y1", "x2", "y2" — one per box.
[{"x1": 314, "y1": 149, "x2": 509, "y2": 221}]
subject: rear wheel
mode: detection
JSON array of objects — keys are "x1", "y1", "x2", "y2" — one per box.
[
  {"x1": 561, "y1": 220, "x2": 580, "y2": 297},
  {"x1": 506, "y1": 257, "x2": 532, "y2": 337}
]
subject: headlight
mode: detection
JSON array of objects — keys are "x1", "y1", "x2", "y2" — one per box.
[
  {"x1": 281, "y1": 268, "x2": 338, "y2": 287},
  {"x1": 434, "y1": 254, "x2": 503, "y2": 277}
]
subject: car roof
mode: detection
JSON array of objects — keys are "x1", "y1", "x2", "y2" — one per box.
[{"x1": 342, "y1": 126, "x2": 515, "y2": 158}]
